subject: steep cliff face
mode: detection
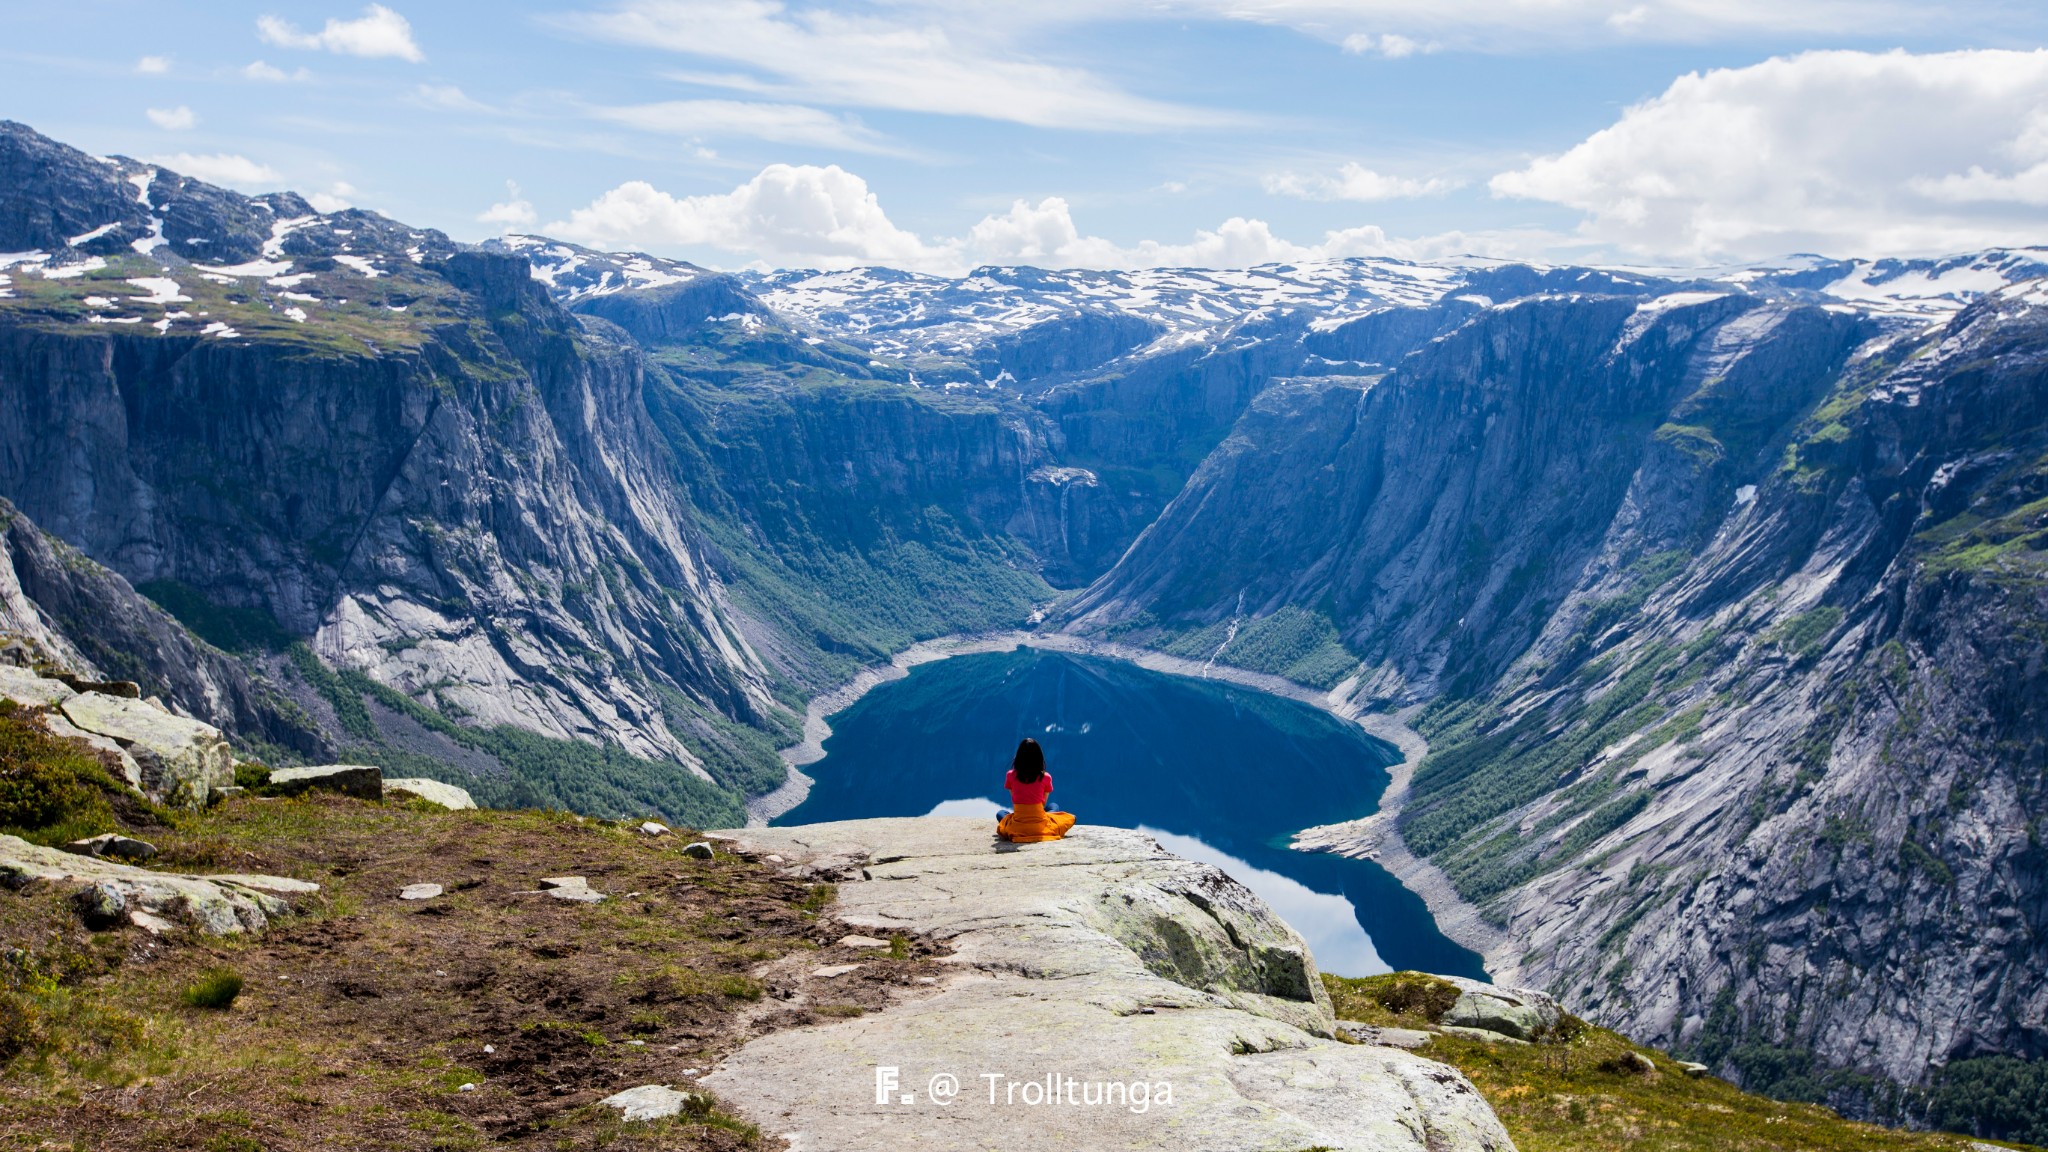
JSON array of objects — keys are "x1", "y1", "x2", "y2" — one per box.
[
  {"x1": 648, "y1": 369, "x2": 1061, "y2": 683},
  {"x1": 1065, "y1": 279, "x2": 2048, "y2": 1107},
  {"x1": 0, "y1": 496, "x2": 326, "y2": 758},
  {"x1": 1066, "y1": 294, "x2": 1866, "y2": 695},
  {"x1": 0, "y1": 123, "x2": 785, "y2": 821},
  {"x1": 1425, "y1": 290, "x2": 2048, "y2": 1104}
]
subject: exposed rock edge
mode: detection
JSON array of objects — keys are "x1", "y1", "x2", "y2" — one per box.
[{"x1": 705, "y1": 817, "x2": 1514, "y2": 1152}]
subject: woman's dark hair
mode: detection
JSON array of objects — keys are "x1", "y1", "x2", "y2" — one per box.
[{"x1": 1011, "y1": 738, "x2": 1045, "y2": 783}]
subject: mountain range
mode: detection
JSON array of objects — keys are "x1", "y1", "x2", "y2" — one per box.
[{"x1": 1, "y1": 118, "x2": 2043, "y2": 1129}]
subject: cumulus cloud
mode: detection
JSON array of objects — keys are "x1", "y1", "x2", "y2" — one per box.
[
  {"x1": 479, "y1": 182, "x2": 539, "y2": 232},
  {"x1": 151, "y1": 153, "x2": 283, "y2": 189},
  {"x1": 1263, "y1": 163, "x2": 1460, "y2": 201},
  {"x1": 550, "y1": 165, "x2": 935, "y2": 266},
  {"x1": 309, "y1": 182, "x2": 357, "y2": 213},
  {"x1": 593, "y1": 99, "x2": 899, "y2": 154},
  {"x1": 549, "y1": 165, "x2": 1549, "y2": 274},
  {"x1": 146, "y1": 106, "x2": 196, "y2": 131},
  {"x1": 258, "y1": 4, "x2": 423, "y2": 62},
  {"x1": 561, "y1": 0, "x2": 1234, "y2": 130},
  {"x1": 136, "y1": 56, "x2": 170, "y2": 75},
  {"x1": 243, "y1": 60, "x2": 311, "y2": 81},
  {"x1": 1491, "y1": 48, "x2": 2048, "y2": 260}
]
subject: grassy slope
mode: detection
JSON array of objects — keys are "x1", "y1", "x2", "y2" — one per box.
[
  {"x1": 0, "y1": 723, "x2": 949, "y2": 1151},
  {"x1": 1325, "y1": 973, "x2": 2039, "y2": 1152}
]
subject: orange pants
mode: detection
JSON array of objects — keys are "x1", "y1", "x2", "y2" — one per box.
[{"x1": 997, "y1": 803, "x2": 1076, "y2": 843}]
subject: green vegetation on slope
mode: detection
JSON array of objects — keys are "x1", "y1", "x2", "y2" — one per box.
[
  {"x1": 135, "y1": 580, "x2": 295, "y2": 655},
  {"x1": 646, "y1": 369, "x2": 1055, "y2": 690},
  {"x1": 1324, "y1": 973, "x2": 2040, "y2": 1152},
  {"x1": 1155, "y1": 605, "x2": 1362, "y2": 689},
  {"x1": 285, "y1": 644, "x2": 750, "y2": 828},
  {"x1": 0, "y1": 702, "x2": 138, "y2": 847}
]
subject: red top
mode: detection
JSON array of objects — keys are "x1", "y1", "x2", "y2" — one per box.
[{"x1": 1005, "y1": 769, "x2": 1053, "y2": 807}]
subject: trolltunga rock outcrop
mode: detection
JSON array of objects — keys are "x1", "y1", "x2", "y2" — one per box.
[{"x1": 705, "y1": 817, "x2": 1514, "y2": 1152}]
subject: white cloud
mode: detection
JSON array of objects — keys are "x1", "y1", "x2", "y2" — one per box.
[
  {"x1": 146, "y1": 106, "x2": 197, "y2": 131},
  {"x1": 1155, "y1": 0, "x2": 2007, "y2": 51},
  {"x1": 1491, "y1": 48, "x2": 2048, "y2": 260},
  {"x1": 592, "y1": 99, "x2": 900, "y2": 154},
  {"x1": 244, "y1": 60, "x2": 311, "y2": 81},
  {"x1": 549, "y1": 165, "x2": 937, "y2": 267},
  {"x1": 1340, "y1": 32, "x2": 1431, "y2": 57},
  {"x1": 413, "y1": 84, "x2": 495, "y2": 112},
  {"x1": 258, "y1": 4, "x2": 423, "y2": 62},
  {"x1": 964, "y1": 198, "x2": 1315, "y2": 269},
  {"x1": 151, "y1": 153, "x2": 283, "y2": 189},
  {"x1": 1264, "y1": 162, "x2": 1461, "y2": 201},
  {"x1": 562, "y1": 0, "x2": 1234, "y2": 131},
  {"x1": 550, "y1": 164, "x2": 1542, "y2": 273},
  {"x1": 480, "y1": 182, "x2": 538, "y2": 232},
  {"x1": 136, "y1": 55, "x2": 170, "y2": 75},
  {"x1": 309, "y1": 182, "x2": 356, "y2": 213}
]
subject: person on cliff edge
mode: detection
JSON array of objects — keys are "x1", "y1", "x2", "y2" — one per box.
[{"x1": 996, "y1": 737, "x2": 1076, "y2": 842}]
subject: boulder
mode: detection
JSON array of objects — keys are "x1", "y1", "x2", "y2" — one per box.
[
  {"x1": 37, "y1": 710, "x2": 143, "y2": 789},
  {"x1": 599, "y1": 1085, "x2": 697, "y2": 1122},
  {"x1": 0, "y1": 833, "x2": 309, "y2": 934},
  {"x1": 639, "y1": 821, "x2": 670, "y2": 836},
  {"x1": 536, "y1": 876, "x2": 605, "y2": 903},
  {"x1": 58, "y1": 692, "x2": 233, "y2": 807},
  {"x1": 1438, "y1": 974, "x2": 1564, "y2": 1041},
  {"x1": 682, "y1": 841, "x2": 714, "y2": 860},
  {"x1": 266, "y1": 764, "x2": 383, "y2": 800},
  {"x1": 703, "y1": 818, "x2": 1513, "y2": 1152},
  {"x1": 68, "y1": 881, "x2": 126, "y2": 930},
  {"x1": 51, "y1": 674, "x2": 140, "y2": 699},
  {"x1": 1441, "y1": 1025, "x2": 1532, "y2": 1045},
  {"x1": 400, "y1": 883, "x2": 444, "y2": 901},
  {"x1": 0, "y1": 664, "x2": 74, "y2": 707},
  {"x1": 64, "y1": 833, "x2": 157, "y2": 862},
  {"x1": 382, "y1": 777, "x2": 477, "y2": 810}
]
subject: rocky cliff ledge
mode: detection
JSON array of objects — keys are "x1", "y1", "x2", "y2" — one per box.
[{"x1": 704, "y1": 818, "x2": 1514, "y2": 1152}]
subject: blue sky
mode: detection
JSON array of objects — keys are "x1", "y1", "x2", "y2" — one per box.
[{"x1": 5, "y1": 2, "x2": 2048, "y2": 272}]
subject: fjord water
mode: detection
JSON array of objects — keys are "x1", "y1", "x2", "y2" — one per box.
[{"x1": 776, "y1": 647, "x2": 1485, "y2": 979}]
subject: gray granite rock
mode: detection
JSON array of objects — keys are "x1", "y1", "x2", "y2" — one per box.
[
  {"x1": 704, "y1": 818, "x2": 1513, "y2": 1152},
  {"x1": 1, "y1": 833, "x2": 309, "y2": 934},
  {"x1": 382, "y1": 777, "x2": 477, "y2": 810},
  {"x1": 68, "y1": 881, "x2": 126, "y2": 930},
  {"x1": 599, "y1": 1084, "x2": 698, "y2": 1121},
  {"x1": 0, "y1": 665, "x2": 73, "y2": 707},
  {"x1": 1439, "y1": 975, "x2": 1563, "y2": 1042},
  {"x1": 64, "y1": 833, "x2": 157, "y2": 862},
  {"x1": 59, "y1": 692, "x2": 233, "y2": 807},
  {"x1": 267, "y1": 763, "x2": 383, "y2": 800}
]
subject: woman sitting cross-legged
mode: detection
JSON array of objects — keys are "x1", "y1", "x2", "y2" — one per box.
[{"x1": 995, "y1": 737, "x2": 1076, "y2": 843}]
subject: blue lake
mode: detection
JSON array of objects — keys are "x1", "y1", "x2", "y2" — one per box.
[{"x1": 775, "y1": 646, "x2": 1486, "y2": 980}]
